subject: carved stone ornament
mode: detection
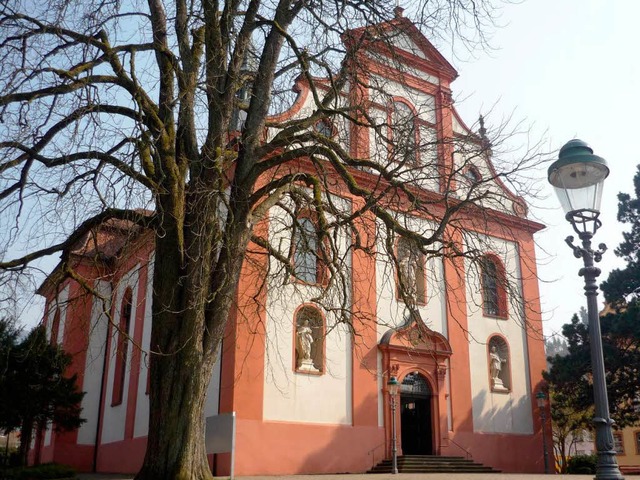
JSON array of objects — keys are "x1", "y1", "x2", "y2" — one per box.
[
  {"x1": 408, "y1": 329, "x2": 421, "y2": 346},
  {"x1": 512, "y1": 199, "x2": 527, "y2": 217}
]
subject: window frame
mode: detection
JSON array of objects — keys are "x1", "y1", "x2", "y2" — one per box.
[
  {"x1": 313, "y1": 118, "x2": 336, "y2": 137},
  {"x1": 462, "y1": 165, "x2": 482, "y2": 185},
  {"x1": 50, "y1": 308, "x2": 61, "y2": 346},
  {"x1": 291, "y1": 213, "x2": 329, "y2": 286},
  {"x1": 480, "y1": 254, "x2": 508, "y2": 319},
  {"x1": 613, "y1": 432, "x2": 625, "y2": 455},
  {"x1": 112, "y1": 288, "x2": 133, "y2": 407},
  {"x1": 388, "y1": 98, "x2": 421, "y2": 166}
]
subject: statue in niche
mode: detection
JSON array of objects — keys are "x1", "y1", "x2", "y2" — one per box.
[
  {"x1": 489, "y1": 345, "x2": 508, "y2": 391},
  {"x1": 398, "y1": 247, "x2": 417, "y2": 300},
  {"x1": 297, "y1": 319, "x2": 318, "y2": 372}
]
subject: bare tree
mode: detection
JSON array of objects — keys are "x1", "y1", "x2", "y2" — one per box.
[{"x1": 0, "y1": 0, "x2": 545, "y2": 478}]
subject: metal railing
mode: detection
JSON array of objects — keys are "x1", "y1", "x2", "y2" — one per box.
[
  {"x1": 447, "y1": 437, "x2": 472, "y2": 459},
  {"x1": 367, "y1": 441, "x2": 387, "y2": 469}
]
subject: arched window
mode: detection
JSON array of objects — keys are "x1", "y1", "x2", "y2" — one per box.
[
  {"x1": 112, "y1": 288, "x2": 133, "y2": 406},
  {"x1": 488, "y1": 336, "x2": 511, "y2": 392},
  {"x1": 391, "y1": 100, "x2": 418, "y2": 165},
  {"x1": 293, "y1": 216, "x2": 328, "y2": 285},
  {"x1": 294, "y1": 305, "x2": 324, "y2": 374},
  {"x1": 314, "y1": 118, "x2": 335, "y2": 137},
  {"x1": 396, "y1": 237, "x2": 426, "y2": 304},
  {"x1": 480, "y1": 255, "x2": 507, "y2": 318},
  {"x1": 50, "y1": 308, "x2": 61, "y2": 345},
  {"x1": 463, "y1": 166, "x2": 482, "y2": 185}
]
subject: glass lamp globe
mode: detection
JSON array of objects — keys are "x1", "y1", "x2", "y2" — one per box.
[
  {"x1": 547, "y1": 139, "x2": 609, "y2": 215},
  {"x1": 387, "y1": 376, "x2": 399, "y2": 396}
]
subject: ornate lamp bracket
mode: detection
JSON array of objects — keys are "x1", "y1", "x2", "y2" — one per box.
[{"x1": 565, "y1": 235, "x2": 607, "y2": 263}]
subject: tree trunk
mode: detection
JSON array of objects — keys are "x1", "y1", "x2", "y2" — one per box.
[
  {"x1": 4, "y1": 430, "x2": 10, "y2": 466},
  {"x1": 133, "y1": 119, "x2": 255, "y2": 477},
  {"x1": 18, "y1": 420, "x2": 33, "y2": 467},
  {"x1": 559, "y1": 439, "x2": 567, "y2": 473},
  {"x1": 133, "y1": 211, "x2": 218, "y2": 480},
  {"x1": 135, "y1": 347, "x2": 215, "y2": 480},
  {"x1": 133, "y1": 186, "x2": 253, "y2": 480}
]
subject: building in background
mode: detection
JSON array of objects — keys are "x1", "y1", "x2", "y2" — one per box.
[{"x1": 614, "y1": 427, "x2": 640, "y2": 474}]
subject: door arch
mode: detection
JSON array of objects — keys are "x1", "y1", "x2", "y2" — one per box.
[
  {"x1": 400, "y1": 372, "x2": 433, "y2": 455},
  {"x1": 379, "y1": 315, "x2": 452, "y2": 457}
]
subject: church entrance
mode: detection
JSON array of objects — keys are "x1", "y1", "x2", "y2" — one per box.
[{"x1": 400, "y1": 372, "x2": 433, "y2": 455}]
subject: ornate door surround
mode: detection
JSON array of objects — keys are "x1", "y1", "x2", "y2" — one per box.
[{"x1": 379, "y1": 314, "x2": 452, "y2": 457}]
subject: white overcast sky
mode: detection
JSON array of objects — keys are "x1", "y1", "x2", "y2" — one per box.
[
  {"x1": 16, "y1": 0, "x2": 640, "y2": 342},
  {"x1": 449, "y1": 0, "x2": 640, "y2": 340}
]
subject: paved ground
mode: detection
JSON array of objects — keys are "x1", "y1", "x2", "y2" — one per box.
[{"x1": 77, "y1": 474, "x2": 594, "y2": 480}]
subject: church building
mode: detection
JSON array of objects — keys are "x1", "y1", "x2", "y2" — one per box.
[{"x1": 33, "y1": 11, "x2": 549, "y2": 476}]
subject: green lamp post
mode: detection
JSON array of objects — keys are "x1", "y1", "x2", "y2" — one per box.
[
  {"x1": 387, "y1": 375, "x2": 400, "y2": 475},
  {"x1": 536, "y1": 391, "x2": 549, "y2": 474},
  {"x1": 548, "y1": 139, "x2": 623, "y2": 479}
]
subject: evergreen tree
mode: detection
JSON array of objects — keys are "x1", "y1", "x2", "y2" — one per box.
[
  {"x1": 0, "y1": 325, "x2": 85, "y2": 466},
  {"x1": 545, "y1": 309, "x2": 640, "y2": 431},
  {"x1": 0, "y1": 318, "x2": 21, "y2": 435},
  {"x1": 0, "y1": 317, "x2": 20, "y2": 382},
  {"x1": 601, "y1": 165, "x2": 640, "y2": 304}
]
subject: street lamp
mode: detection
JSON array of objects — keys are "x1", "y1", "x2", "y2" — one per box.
[
  {"x1": 536, "y1": 391, "x2": 550, "y2": 474},
  {"x1": 548, "y1": 139, "x2": 623, "y2": 479},
  {"x1": 388, "y1": 375, "x2": 400, "y2": 475}
]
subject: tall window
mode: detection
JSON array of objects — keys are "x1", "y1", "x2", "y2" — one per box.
[
  {"x1": 481, "y1": 255, "x2": 507, "y2": 318},
  {"x1": 635, "y1": 431, "x2": 640, "y2": 454},
  {"x1": 50, "y1": 308, "x2": 61, "y2": 345},
  {"x1": 391, "y1": 100, "x2": 418, "y2": 165},
  {"x1": 294, "y1": 306, "x2": 324, "y2": 374},
  {"x1": 112, "y1": 288, "x2": 133, "y2": 406},
  {"x1": 613, "y1": 432, "x2": 625, "y2": 455},
  {"x1": 396, "y1": 237, "x2": 426, "y2": 304},
  {"x1": 293, "y1": 216, "x2": 327, "y2": 285}
]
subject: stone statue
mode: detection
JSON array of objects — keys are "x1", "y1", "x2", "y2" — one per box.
[
  {"x1": 399, "y1": 250, "x2": 417, "y2": 299},
  {"x1": 489, "y1": 345, "x2": 507, "y2": 390},
  {"x1": 297, "y1": 320, "x2": 318, "y2": 372}
]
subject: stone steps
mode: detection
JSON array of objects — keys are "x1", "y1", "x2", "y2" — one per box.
[{"x1": 368, "y1": 455, "x2": 501, "y2": 474}]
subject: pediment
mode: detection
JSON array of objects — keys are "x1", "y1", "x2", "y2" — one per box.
[
  {"x1": 345, "y1": 15, "x2": 458, "y2": 81},
  {"x1": 394, "y1": 31, "x2": 430, "y2": 61},
  {"x1": 380, "y1": 311, "x2": 452, "y2": 356}
]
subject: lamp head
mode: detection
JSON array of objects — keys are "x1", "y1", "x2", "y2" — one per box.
[
  {"x1": 548, "y1": 139, "x2": 609, "y2": 217},
  {"x1": 536, "y1": 390, "x2": 547, "y2": 409},
  {"x1": 387, "y1": 375, "x2": 400, "y2": 396}
]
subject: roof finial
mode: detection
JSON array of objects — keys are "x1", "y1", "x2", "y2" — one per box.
[
  {"x1": 478, "y1": 114, "x2": 487, "y2": 139},
  {"x1": 393, "y1": 5, "x2": 404, "y2": 17}
]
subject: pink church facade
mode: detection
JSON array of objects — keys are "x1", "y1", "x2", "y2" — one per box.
[{"x1": 34, "y1": 14, "x2": 550, "y2": 476}]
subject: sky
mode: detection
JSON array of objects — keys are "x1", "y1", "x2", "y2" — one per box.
[
  {"x1": 448, "y1": 0, "x2": 640, "y2": 339},
  {"x1": 12, "y1": 0, "x2": 640, "y2": 342}
]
